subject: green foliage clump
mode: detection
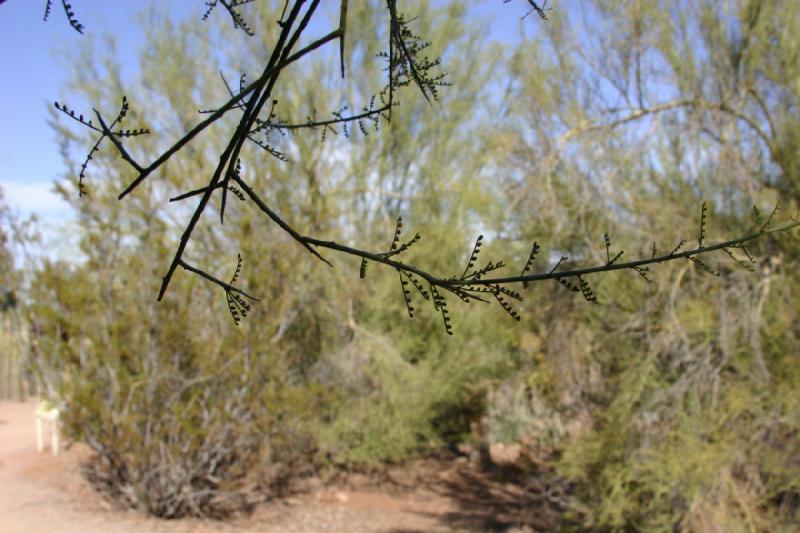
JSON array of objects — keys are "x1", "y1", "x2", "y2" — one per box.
[{"x1": 31, "y1": 263, "x2": 256, "y2": 517}]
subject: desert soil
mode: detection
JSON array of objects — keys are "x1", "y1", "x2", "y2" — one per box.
[{"x1": 0, "y1": 399, "x2": 555, "y2": 532}]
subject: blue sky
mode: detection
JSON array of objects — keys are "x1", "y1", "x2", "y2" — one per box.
[
  {"x1": 0, "y1": 0, "x2": 186, "y2": 249},
  {"x1": 0, "y1": 0, "x2": 535, "y2": 257}
]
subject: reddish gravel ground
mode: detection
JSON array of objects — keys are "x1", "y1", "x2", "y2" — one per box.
[{"x1": 0, "y1": 399, "x2": 557, "y2": 532}]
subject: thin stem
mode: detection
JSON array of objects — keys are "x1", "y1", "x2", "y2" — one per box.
[
  {"x1": 232, "y1": 174, "x2": 800, "y2": 290},
  {"x1": 118, "y1": 81, "x2": 257, "y2": 199},
  {"x1": 157, "y1": 1, "x2": 319, "y2": 300},
  {"x1": 234, "y1": 176, "x2": 333, "y2": 267},
  {"x1": 178, "y1": 260, "x2": 259, "y2": 301},
  {"x1": 117, "y1": 27, "x2": 340, "y2": 200},
  {"x1": 95, "y1": 111, "x2": 144, "y2": 173},
  {"x1": 442, "y1": 220, "x2": 800, "y2": 287},
  {"x1": 254, "y1": 103, "x2": 390, "y2": 133}
]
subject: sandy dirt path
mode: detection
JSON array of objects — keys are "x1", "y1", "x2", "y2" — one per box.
[
  {"x1": 0, "y1": 399, "x2": 208, "y2": 532},
  {"x1": 0, "y1": 400, "x2": 546, "y2": 532}
]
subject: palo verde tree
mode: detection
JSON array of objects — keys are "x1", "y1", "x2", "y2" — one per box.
[{"x1": 49, "y1": 0, "x2": 800, "y2": 335}]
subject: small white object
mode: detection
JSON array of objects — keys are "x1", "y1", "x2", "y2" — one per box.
[{"x1": 35, "y1": 400, "x2": 61, "y2": 456}]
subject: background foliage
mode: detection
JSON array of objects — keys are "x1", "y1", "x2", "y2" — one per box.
[{"x1": 11, "y1": 0, "x2": 800, "y2": 528}]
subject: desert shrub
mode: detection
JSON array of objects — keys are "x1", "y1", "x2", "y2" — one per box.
[
  {"x1": 30, "y1": 262, "x2": 251, "y2": 516},
  {"x1": 552, "y1": 271, "x2": 800, "y2": 530},
  {"x1": 479, "y1": 0, "x2": 800, "y2": 528},
  {"x1": 311, "y1": 307, "x2": 512, "y2": 465}
]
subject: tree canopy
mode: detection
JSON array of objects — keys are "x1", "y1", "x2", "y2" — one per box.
[{"x1": 48, "y1": 0, "x2": 800, "y2": 334}]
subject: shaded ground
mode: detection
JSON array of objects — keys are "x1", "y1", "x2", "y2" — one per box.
[{"x1": 0, "y1": 400, "x2": 560, "y2": 532}]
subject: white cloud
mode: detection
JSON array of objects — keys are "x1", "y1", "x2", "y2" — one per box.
[
  {"x1": 0, "y1": 180, "x2": 71, "y2": 217},
  {"x1": 0, "y1": 181, "x2": 81, "y2": 264}
]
